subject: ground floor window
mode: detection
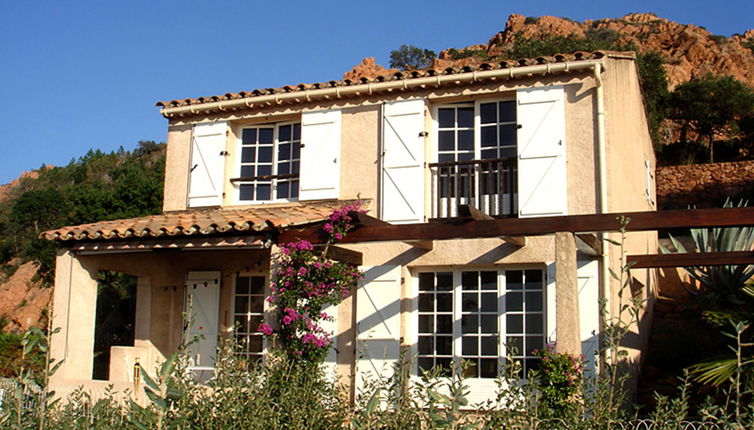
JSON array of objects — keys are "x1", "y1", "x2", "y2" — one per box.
[
  {"x1": 233, "y1": 275, "x2": 266, "y2": 361},
  {"x1": 417, "y1": 269, "x2": 545, "y2": 378}
]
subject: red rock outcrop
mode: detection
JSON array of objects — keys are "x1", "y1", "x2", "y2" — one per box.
[
  {"x1": 345, "y1": 13, "x2": 754, "y2": 90},
  {"x1": 343, "y1": 57, "x2": 399, "y2": 81},
  {"x1": 0, "y1": 261, "x2": 51, "y2": 332}
]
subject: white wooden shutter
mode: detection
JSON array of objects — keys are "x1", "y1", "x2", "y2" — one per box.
[
  {"x1": 188, "y1": 122, "x2": 226, "y2": 208},
  {"x1": 380, "y1": 99, "x2": 426, "y2": 224},
  {"x1": 577, "y1": 260, "x2": 599, "y2": 374},
  {"x1": 355, "y1": 265, "x2": 402, "y2": 396},
  {"x1": 517, "y1": 86, "x2": 567, "y2": 217},
  {"x1": 320, "y1": 302, "x2": 338, "y2": 379},
  {"x1": 299, "y1": 109, "x2": 341, "y2": 200}
]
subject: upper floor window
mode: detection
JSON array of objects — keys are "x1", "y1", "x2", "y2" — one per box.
[
  {"x1": 238, "y1": 123, "x2": 301, "y2": 202},
  {"x1": 436, "y1": 100, "x2": 517, "y2": 162}
]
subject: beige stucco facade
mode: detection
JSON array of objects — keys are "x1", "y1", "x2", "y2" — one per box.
[{"x1": 50, "y1": 54, "x2": 658, "y2": 401}]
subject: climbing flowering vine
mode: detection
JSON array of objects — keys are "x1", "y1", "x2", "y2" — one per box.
[{"x1": 259, "y1": 202, "x2": 365, "y2": 363}]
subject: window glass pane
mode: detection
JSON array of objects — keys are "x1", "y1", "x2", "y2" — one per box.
[
  {"x1": 278, "y1": 163, "x2": 290, "y2": 175},
  {"x1": 462, "y1": 337, "x2": 478, "y2": 355},
  {"x1": 418, "y1": 357, "x2": 434, "y2": 374},
  {"x1": 419, "y1": 294, "x2": 433, "y2": 312},
  {"x1": 480, "y1": 358, "x2": 497, "y2": 378},
  {"x1": 499, "y1": 124, "x2": 517, "y2": 145},
  {"x1": 525, "y1": 358, "x2": 540, "y2": 374},
  {"x1": 461, "y1": 271, "x2": 478, "y2": 290},
  {"x1": 436, "y1": 358, "x2": 453, "y2": 377},
  {"x1": 481, "y1": 272, "x2": 497, "y2": 290},
  {"x1": 234, "y1": 296, "x2": 248, "y2": 314},
  {"x1": 462, "y1": 293, "x2": 478, "y2": 312},
  {"x1": 239, "y1": 184, "x2": 253, "y2": 201},
  {"x1": 438, "y1": 153, "x2": 454, "y2": 163},
  {"x1": 436, "y1": 315, "x2": 452, "y2": 334},
  {"x1": 234, "y1": 315, "x2": 248, "y2": 333},
  {"x1": 506, "y1": 292, "x2": 523, "y2": 311},
  {"x1": 278, "y1": 125, "x2": 291, "y2": 142},
  {"x1": 499, "y1": 147, "x2": 516, "y2": 158},
  {"x1": 249, "y1": 335, "x2": 263, "y2": 353},
  {"x1": 457, "y1": 152, "x2": 474, "y2": 162},
  {"x1": 293, "y1": 123, "x2": 301, "y2": 140},
  {"x1": 251, "y1": 277, "x2": 265, "y2": 294},
  {"x1": 257, "y1": 165, "x2": 272, "y2": 177},
  {"x1": 242, "y1": 128, "x2": 257, "y2": 144},
  {"x1": 419, "y1": 315, "x2": 434, "y2": 333},
  {"x1": 241, "y1": 147, "x2": 255, "y2": 163},
  {"x1": 290, "y1": 181, "x2": 299, "y2": 198},
  {"x1": 235, "y1": 277, "x2": 250, "y2": 294},
  {"x1": 481, "y1": 315, "x2": 497, "y2": 333},
  {"x1": 481, "y1": 149, "x2": 497, "y2": 159},
  {"x1": 526, "y1": 292, "x2": 543, "y2": 312},
  {"x1": 527, "y1": 336, "x2": 544, "y2": 355},
  {"x1": 258, "y1": 147, "x2": 272, "y2": 163},
  {"x1": 480, "y1": 126, "x2": 497, "y2": 148},
  {"x1": 436, "y1": 273, "x2": 453, "y2": 291},
  {"x1": 499, "y1": 101, "x2": 516, "y2": 123},
  {"x1": 481, "y1": 293, "x2": 497, "y2": 312},
  {"x1": 276, "y1": 182, "x2": 289, "y2": 199},
  {"x1": 507, "y1": 314, "x2": 523, "y2": 333},
  {"x1": 418, "y1": 336, "x2": 433, "y2": 355},
  {"x1": 259, "y1": 128, "x2": 273, "y2": 143},
  {"x1": 278, "y1": 143, "x2": 291, "y2": 160},
  {"x1": 291, "y1": 161, "x2": 300, "y2": 174},
  {"x1": 481, "y1": 336, "x2": 497, "y2": 356},
  {"x1": 292, "y1": 142, "x2": 300, "y2": 159},
  {"x1": 506, "y1": 336, "x2": 523, "y2": 355},
  {"x1": 438, "y1": 108, "x2": 455, "y2": 128},
  {"x1": 462, "y1": 315, "x2": 478, "y2": 334},
  {"x1": 240, "y1": 165, "x2": 254, "y2": 178},
  {"x1": 526, "y1": 314, "x2": 543, "y2": 334},
  {"x1": 436, "y1": 293, "x2": 452, "y2": 312},
  {"x1": 506, "y1": 271, "x2": 523, "y2": 289},
  {"x1": 250, "y1": 296, "x2": 264, "y2": 312},
  {"x1": 457, "y1": 107, "x2": 474, "y2": 128},
  {"x1": 438, "y1": 131, "x2": 455, "y2": 151},
  {"x1": 436, "y1": 336, "x2": 452, "y2": 355},
  {"x1": 525, "y1": 270, "x2": 543, "y2": 284},
  {"x1": 480, "y1": 102, "x2": 496, "y2": 124},
  {"x1": 256, "y1": 184, "x2": 271, "y2": 201},
  {"x1": 419, "y1": 273, "x2": 434, "y2": 291},
  {"x1": 249, "y1": 316, "x2": 262, "y2": 332},
  {"x1": 458, "y1": 130, "x2": 474, "y2": 151}
]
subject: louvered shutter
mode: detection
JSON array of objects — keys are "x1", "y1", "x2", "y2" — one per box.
[
  {"x1": 299, "y1": 109, "x2": 341, "y2": 200},
  {"x1": 320, "y1": 302, "x2": 338, "y2": 379},
  {"x1": 516, "y1": 86, "x2": 567, "y2": 217},
  {"x1": 355, "y1": 265, "x2": 402, "y2": 396},
  {"x1": 188, "y1": 122, "x2": 226, "y2": 208},
  {"x1": 380, "y1": 99, "x2": 426, "y2": 224}
]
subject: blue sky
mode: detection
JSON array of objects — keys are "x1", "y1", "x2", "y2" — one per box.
[{"x1": 1, "y1": 1, "x2": 752, "y2": 185}]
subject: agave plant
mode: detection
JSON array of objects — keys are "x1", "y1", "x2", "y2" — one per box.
[{"x1": 661, "y1": 199, "x2": 754, "y2": 305}]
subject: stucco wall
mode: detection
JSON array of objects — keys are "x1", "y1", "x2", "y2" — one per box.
[{"x1": 162, "y1": 124, "x2": 192, "y2": 212}]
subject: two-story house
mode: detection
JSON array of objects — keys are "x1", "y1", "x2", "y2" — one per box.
[{"x1": 44, "y1": 50, "x2": 657, "y2": 404}]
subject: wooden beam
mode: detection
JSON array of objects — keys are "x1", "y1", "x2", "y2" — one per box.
[
  {"x1": 628, "y1": 251, "x2": 754, "y2": 268},
  {"x1": 317, "y1": 245, "x2": 363, "y2": 265},
  {"x1": 575, "y1": 233, "x2": 602, "y2": 256},
  {"x1": 279, "y1": 207, "x2": 754, "y2": 245}
]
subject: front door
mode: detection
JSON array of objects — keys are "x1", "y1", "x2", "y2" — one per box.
[{"x1": 184, "y1": 271, "x2": 221, "y2": 379}]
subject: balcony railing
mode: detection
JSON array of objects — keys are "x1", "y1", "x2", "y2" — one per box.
[{"x1": 429, "y1": 158, "x2": 517, "y2": 219}]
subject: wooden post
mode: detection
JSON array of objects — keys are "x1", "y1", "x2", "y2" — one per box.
[{"x1": 555, "y1": 232, "x2": 581, "y2": 355}]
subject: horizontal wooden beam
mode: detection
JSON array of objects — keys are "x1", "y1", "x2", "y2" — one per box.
[
  {"x1": 628, "y1": 251, "x2": 754, "y2": 268},
  {"x1": 576, "y1": 233, "x2": 602, "y2": 256},
  {"x1": 279, "y1": 207, "x2": 754, "y2": 245}
]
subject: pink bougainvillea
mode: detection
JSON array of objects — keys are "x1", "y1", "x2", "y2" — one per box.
[{"x1": 259, "y1": 202, "x2": 366, "y2": 363}]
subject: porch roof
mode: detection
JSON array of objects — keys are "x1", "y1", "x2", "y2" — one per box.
[{"x1": 41, "y1": 203, "x2": 343, "y2": 242}]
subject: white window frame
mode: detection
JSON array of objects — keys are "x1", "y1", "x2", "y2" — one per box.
[
  {"x1": 233, "y1": 121, "x2": 301, "y2": 204},
  {"x1": 409, "y1": 266, "x2": 549, "y2": 381},
  {"x1": 230, "y1": 273, "x2": 269, "y2": 363}
]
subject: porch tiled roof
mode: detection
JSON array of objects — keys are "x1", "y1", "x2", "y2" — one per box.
[
  {"x1": 41, "y1": 203, "x2": 343, "y2": 242},
  {"x1": 156, "y1": 51, "x2": 629, "y2": 114}
]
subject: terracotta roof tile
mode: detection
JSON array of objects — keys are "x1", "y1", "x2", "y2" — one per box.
[
  {"x1": 155, "y1": 51, "x2": 622, "y2": 111},
  {"x1": 42, "y1": 203, "x2": 348, "y2": 242}
]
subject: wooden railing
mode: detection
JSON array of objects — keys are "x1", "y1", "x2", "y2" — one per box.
[{"x1": 429, "y1": 158, "x2": 517, "y2": 219}]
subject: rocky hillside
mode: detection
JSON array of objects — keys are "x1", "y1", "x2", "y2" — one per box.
[{"x1": 345, "y1": 13, "x2": 754, "y2": 89}]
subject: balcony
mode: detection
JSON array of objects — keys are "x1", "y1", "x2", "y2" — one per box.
[{"x1": 429, "y1": 158, "x2": 517, "y2": 219}]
